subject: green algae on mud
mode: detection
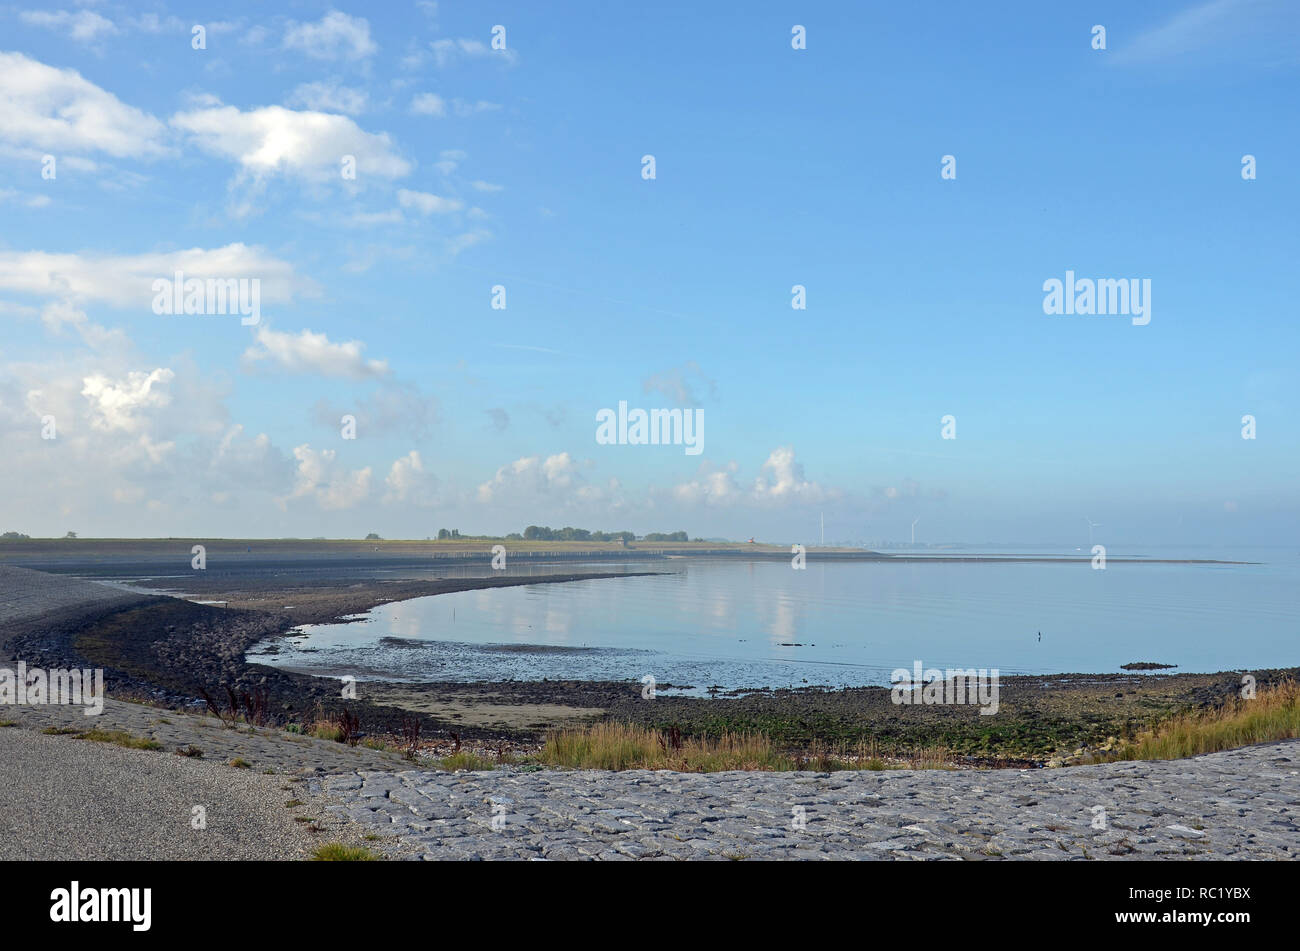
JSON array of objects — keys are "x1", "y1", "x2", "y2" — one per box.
[{"x1": 604, "y1": 670, "x2": 1300, "y2": 765}]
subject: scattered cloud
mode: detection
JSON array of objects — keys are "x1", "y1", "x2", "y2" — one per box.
[
  {"x1": 0, "y1": 52, "x2": 170, "y2": 159},
  {"x1": 171, "y1": 104, "x2": 411, "y2": 184},
  {"x1": 281, "y1": 444, "x2": 372, "y2": 509},
  {"x1": 430, "y1": 37, "x2": 517, "y2": 67},
  {"x1": 643, "y1": 361, "x2": 716, "y2": 406},
  {"x1": 287, "y1": 80, "x2": 369, "y2": 115},
  {"x1": 384, "y1": 450, "x2": 439, "y2": 505},
  {"x1": 397, "y1": 188, "x2": 463, "y2": 215},
  {"x1": 0, "y1": 243, "x2": 305, "y2": 310},
  {"x1": 673, "y1": 448, "x2": 838, "y2": 508},
  {"x1": 19, "y1": 9, "x2": 119, "y2": 44},
  {"x1": 410, "y1": 92, "x2": 445, "y2": 116},
  {"x1": 283, "y1": 11, "x2": 377, "y2": 61},
  {"x1": 243, "y1": 327, "x2": 390, "y2": 380}
]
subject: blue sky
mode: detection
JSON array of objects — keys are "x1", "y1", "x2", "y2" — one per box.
[{"x1": 0, "y1": 0, "x2": 1296, "y2": 545}]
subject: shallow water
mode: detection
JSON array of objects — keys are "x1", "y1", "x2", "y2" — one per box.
[{"x1": 248, "y1": 548, "x2": 1299, "y2": 694}]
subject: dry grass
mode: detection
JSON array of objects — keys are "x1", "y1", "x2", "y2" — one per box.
[
  {"x1": 437, "y1": 750, "x2": 498, "y2": 771},
  {"x1": 79, "y1": 728, "x2": 163, "y2": 751},
  {"x1": 537, "y1": 722, "x2": 952, "y2": 772},
  {"x1": 1095, "y1": 679, "x2": 1299, "y2": 762},
  {"x1": 311, "y1": 843, "x2": 379, "y2": 862},
  {"x1": 307, "y1": 720, "x2": 344, "y2": 742}
]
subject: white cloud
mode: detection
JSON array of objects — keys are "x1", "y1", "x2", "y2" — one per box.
[
  {"x1": 477, "y1": 452, "x2": 580, "y2": 503},
  {"x1": 410, "y1": 92, "x2": 446, "y2": 116},
  {"x1": 430, "y1": 38, "x2": 517, "y2": 67},
  {"x1": 0, "y1": 52, "x2": 170, "y2": 159},
  {"x1": 243, "y1": 327, "x2": 390, "y2": 379},
  {"x1": 643, "y1": 361, "x2": 715, "y2": 406},
  {"x1": 0, "y1": 188, "x2": 51, "y2": 209},
  {"x1": 171, "y1": 104, "x2": 410, "y2": 184},
  {"x1": 283, "y1": 11, "x2": 377, "y2": 61},
  {"x1": 39, "y1": 300, "x2": 126, "y2": 350},
  {"x1": 447, "y1": 229, "x2": 491, "y2": 255},
  {"x1": 282, "y1": 445, "x2": 372, "y2": 510},
  {"x1": 471, "y1": 180, "x2": 504, "y2": 192},
  {"x1": 128, "y1": 13, "x2": 189, "y2": 35},
  {"x1": 20, "y1": 9, "x2": 119, "y2": 43},
  {"x1": 0, "y1": 243, "x2": 305, "y2": 310},
  {"x1": 384, "y1": 450, "x2": 439, "y2": 505},
  {"x1": 673, "y1": 448, "x2": 838, "y2": 508},
  {"x1": 81, "y1": 368, "x2": 174, "y2": 433},
  {"x1": 0, "y1": 342, "x2": 298, "y2": 529},
  {"x1": 751, "y1": 447, "x2": 837, "y2": 505},
  {"x1": 452, "y1": 99, "x2": 501, "y2": 116},
  {"x1": 673, "y1": 461, "x2": 742, "y2": 506},
  {"x1": 397, "y1": 188, "x2": 463, "y2": 215},
  {"x1": 287, "y1": 80, "x2": 369, "y2": 116}
]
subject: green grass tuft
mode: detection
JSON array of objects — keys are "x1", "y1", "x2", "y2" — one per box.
[
  {"x1": 311, "y1": 843, "x2": 379, "y2": 861},
  {"x1": 79, "y1": 728, "x2": 163, "y2": 751}
]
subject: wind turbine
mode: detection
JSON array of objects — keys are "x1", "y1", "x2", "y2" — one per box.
[
  {"x1": 911, "y1": 518, "x2": 920, "y2": 546},
  {"x1": 1085, "y1": 517, "x2": 1100, "y2": 546}
]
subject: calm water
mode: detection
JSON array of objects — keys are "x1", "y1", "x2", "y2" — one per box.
[{"x1": 248, "y1": 549, "x2": 1299, "y2": 693}]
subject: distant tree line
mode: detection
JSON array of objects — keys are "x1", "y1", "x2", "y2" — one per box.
[{"x1": 521, "y1": 526, "x2": 690, "y2": 543}]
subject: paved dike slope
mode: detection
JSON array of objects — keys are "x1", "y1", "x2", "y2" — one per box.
[
  {"x1": 315, "y1": 741, "x2": 1300, "y2": 861},
  {"x1": 0, "y1": 565, "x2": 146, "y2": 659}
]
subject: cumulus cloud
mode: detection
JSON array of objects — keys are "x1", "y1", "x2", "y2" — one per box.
[
  {"x1": 673, "y1": 448, "x2": 838, "y2": 508},
  {"x1": 751, "y1": 446, "x2": 837, "y2": 505},
  {"x1": 171, "y1": 104, "x2": 410, "y2": 183},
  {"x1": 283, "y1": 12, "x2": 377, "y2": 61},
  {"x1": 81, "y1": 368, "x2": 174, "y2": 433},
  {"x1": 477, "y1": 452, "x2": 579, "y2": 503},
  {"x1": 243, "y1": 327, "x2": 390, "y2": 380},
  {"x1": 0, "y1": 338, "x2": 300, "y2": 529},
  {"x1": 673, "y1": 460, "x2": 742, "y2": 506},
  {"x1": 281, "y1": 444, "x2": 372, "y2": 510},
  {"x1": 0, "y1": 52, "x2": 171, "y2": 159},
  {"x1": 384, "y1": 450, "x2": 439, "y2": 505}
]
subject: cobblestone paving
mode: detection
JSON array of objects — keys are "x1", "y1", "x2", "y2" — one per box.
[{"x1": 313, "y1": 741, "x2": 1300, "y2": 861}]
